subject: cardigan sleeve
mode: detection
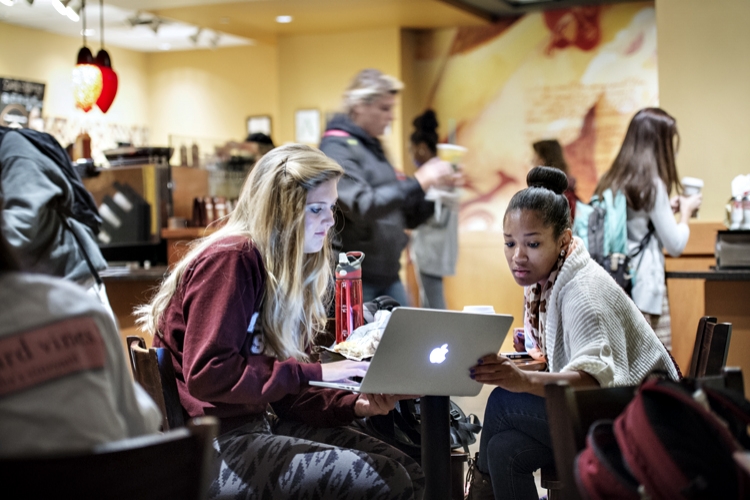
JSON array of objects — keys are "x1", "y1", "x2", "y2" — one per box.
[{"x1": 556, "y1": 278, "x2": 620, "y2": 387}]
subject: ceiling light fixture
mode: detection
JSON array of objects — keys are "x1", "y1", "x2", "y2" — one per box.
[
  {"x1": 0, "y1": 0, "x2": 15, "y2": 7},
  {"x1": 209, "y1": 32, "x2": 220, "y2": 49},
  {"x1": 52, "y1": 0, "x2": 72, "y2": 15},
  {"x1": 93, "y1": 0, "x2": 117, "y2": 113},
  {"x1": 72, "y1": 0, "x2": 102, "y2": 112},
  {"x1": 66, "y1": 3, "x2": 81, "y2": 22},
  {"x1": 149, "y1": 17, "x2": 162, "y2": 34},
  {"x1": 276, "y1": 15, "x2": 292, "y2": 23},
  {"x1": 189, "y1": 27, "x2": 202, "y2": 44}
]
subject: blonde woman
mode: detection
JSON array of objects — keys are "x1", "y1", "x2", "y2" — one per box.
[
  {"x1": 136, "y1": 144, "x2": 424, "y2": 499},
  {"x1": 320, "y1": 69, "x2": 460, "y2": 305}
]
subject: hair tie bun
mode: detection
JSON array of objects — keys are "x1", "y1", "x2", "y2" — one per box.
[{"x1": 526, "y1": 166, "x2": 568, "y2": 195}]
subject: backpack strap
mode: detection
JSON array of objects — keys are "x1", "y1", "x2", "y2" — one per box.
[
  {"x1": 322, "y1": 129, "x2": 368, "y2": 170},
  {"x1": 58, "y1": 212, "x2": 103, "y2": 287},
  {"x1": 322, "y1": 130, "x2": 351, "y2": 138}
]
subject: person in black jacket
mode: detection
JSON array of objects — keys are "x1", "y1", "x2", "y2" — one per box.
[{"x1": 320, "y1": 69, "x2": 461, "y2": 305}]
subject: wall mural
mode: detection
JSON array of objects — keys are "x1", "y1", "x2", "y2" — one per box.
[{"x1": 416, "y1": 2, "x2": 657, "y2": 231}]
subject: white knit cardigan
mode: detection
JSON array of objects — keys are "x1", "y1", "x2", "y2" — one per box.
[{"x1": 543, "y1": 237, "x2": 679, "y2": 386}]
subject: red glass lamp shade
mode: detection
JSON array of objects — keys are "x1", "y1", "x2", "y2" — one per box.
[
  {"x1": 72, "y1": 46, "x2": 102, "y2": 113},
  {"x1": 94, "y1": 49, "x2": 118, "y2": 113}
]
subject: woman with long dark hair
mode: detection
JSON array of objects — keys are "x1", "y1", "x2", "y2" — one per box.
[{"x1": 594, "y1": 108, "x2": 701, "y2": 348}]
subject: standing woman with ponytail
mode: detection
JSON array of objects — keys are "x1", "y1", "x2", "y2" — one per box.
[
  {"x1": 136, "y1": 144, "x2": 424, "y2": 499},
  {"x1": 465, "y1": 166, "x2": 679, "y2": 500},
  {"x1": 594, "y1": 108, "x2": 702, "y2": 348}
]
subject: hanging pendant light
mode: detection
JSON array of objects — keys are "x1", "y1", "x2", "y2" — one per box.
[
  {"x1": 94, "y1": 0, "x2": 117, "y2": 113},
  {"x1": 72, "y1": 0, "x2": 102, "y2": 112}
]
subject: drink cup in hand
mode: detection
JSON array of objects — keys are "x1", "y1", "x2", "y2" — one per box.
[{"x1": 682, "y1": 177, "x2": 703, "y2": 218}]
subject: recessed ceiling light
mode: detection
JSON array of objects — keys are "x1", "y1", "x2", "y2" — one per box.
[
  {"x1": 159, "y1": 43, "x2": 171, "y2": 51},
  {"x1": 276, "y1": 15, "x2": 292, "y2": 24},
  {"x1": 80, "y1": 28, "x2": 95, "y2": 37},
  {"x1": 0, "y1": 0, "x2": 15, "y2": 7}
]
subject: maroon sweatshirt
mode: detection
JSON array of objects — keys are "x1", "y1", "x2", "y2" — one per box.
[{"x1": 153, "y1": 236, "x2": 358, "y2": 432}]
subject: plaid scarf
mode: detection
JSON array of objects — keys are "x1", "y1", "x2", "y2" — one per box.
[{"x1": 523, "y1": 238, "x2": 577, "y2": 358}]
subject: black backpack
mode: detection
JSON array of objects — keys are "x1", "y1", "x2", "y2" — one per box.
[{"x1": 0, "y1": 127, "x2": 102, "y2": 235}]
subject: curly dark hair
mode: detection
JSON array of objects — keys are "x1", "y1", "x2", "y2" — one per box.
[{"x1": 409, "y1": 109, "x2": 439, "y2": 156}]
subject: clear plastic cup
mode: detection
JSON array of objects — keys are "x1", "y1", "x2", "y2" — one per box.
[{"x1": 437, "y1": 144, "x2": 467, "y2": 166}]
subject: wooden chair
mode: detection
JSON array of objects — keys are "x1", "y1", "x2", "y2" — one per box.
[
  {"x1": 545, "y1": 383, "x2": 639, "y2": 500},
  {"x1": 127, "y1": 335, "x2": 186, "y2": 431},
  {"x1": 688, "y1": 316, "x2": 733, "y2": 377},
  {"x1": 0, "y1": 416, "x2": 218, "y2": 500}
]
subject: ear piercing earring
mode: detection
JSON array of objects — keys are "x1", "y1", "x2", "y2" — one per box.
[{"x1": 560, "y1": 250, "x2": 566, "y2": 257}]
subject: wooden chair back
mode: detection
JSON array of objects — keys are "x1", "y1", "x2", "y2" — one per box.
[
  {"x1": 127, "y1": 335, "x2": 185, "y2": 431},
  {"x1": 0, "y1": 416, "x2": 218, "y2": 500},
  {"x1": 545, "y1": 383, "x2": 638, "y2": 500},
  {"x1": 688, "y1": 316, "x2": 733, "y2": 377}
]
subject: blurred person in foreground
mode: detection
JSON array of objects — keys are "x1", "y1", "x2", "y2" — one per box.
[
  {"x1": 0, "y1": 209, "x2": 160, "y2": 457},
  {"x1": 320, "y1": 69, "x2": 461, "y2": 306},
  {"x1": 0, "y1": 126, "x2": 111, "y2": 314}
]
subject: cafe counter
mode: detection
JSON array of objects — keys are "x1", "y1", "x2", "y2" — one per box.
[{"x1": 665, "y1": 221, "x2": 750, "y2": 393}]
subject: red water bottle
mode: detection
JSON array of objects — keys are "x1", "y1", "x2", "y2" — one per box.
[{"x1": 335, "y1": 251, "x2": 365, "y2": 344}]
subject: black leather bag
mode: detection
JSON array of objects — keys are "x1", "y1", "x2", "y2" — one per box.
[{"x1": 354, "y1": 398, "x2": 481, "y2": 464}]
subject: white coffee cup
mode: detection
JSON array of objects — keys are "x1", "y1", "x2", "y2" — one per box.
[
  {"x1": 682, "y1": 177, "x2": 704, "y2": 196},
  {"x1": 682, "y1": 177, "x2": 703, "y2": 218},
  {"x1": 462, "y1": 305, "x2": 495, "y2": 314}
]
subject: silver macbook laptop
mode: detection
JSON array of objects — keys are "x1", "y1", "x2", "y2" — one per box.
[{"x1": 310, "y1": 307, "x2": 513, "y2": 397}]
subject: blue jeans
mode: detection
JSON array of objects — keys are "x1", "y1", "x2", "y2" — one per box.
[
  {"x1": 478, "y1": 387, "x2": 554, "y2": 500},
  {"x1": 362, "y1": 280, "x2": 410, "y2": 307}
]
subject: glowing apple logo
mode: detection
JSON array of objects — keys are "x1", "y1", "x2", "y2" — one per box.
[{"x1": 429, "y1": 344, "x2": 449, "y2": 364}]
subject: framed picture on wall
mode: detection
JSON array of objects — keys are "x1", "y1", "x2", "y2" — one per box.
[
  {"x1": 295, "y1": 109, "x2": 321, "y2": 144},
  {"x1": 247, "y1": 115, "x2": 272, "y2": 136}
]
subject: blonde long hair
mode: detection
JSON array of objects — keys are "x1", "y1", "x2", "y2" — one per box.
[{"x1": 135, "y1": 144, "x2": 344, "y2": 361}]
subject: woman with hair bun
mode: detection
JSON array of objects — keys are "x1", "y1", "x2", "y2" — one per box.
[
  {"x1": 409, "y1": 109, "x2": 460, "y2": 309},
  {"x1": 465, "y1": 166, "x2": 679, "y2": 500}
]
